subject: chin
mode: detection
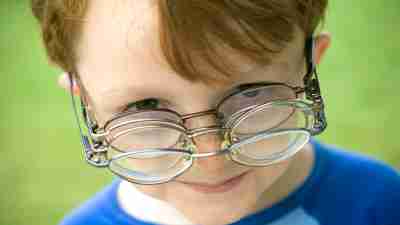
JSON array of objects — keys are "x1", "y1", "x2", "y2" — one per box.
[
  {"x1": 135, "y1": 161, "x2": 291, "y2": 225},
  {"x1": 167, "y1": 169, "x2": 280, "y2": 225},
  {"x1": 172, "y1": 181, "x2": 259, "y2": 224}
]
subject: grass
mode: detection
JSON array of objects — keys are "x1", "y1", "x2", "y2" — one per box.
[{"x1": 1, "y1": 1, "x2": 399, "y2": 224}]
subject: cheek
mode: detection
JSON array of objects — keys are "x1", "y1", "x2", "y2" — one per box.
[
  {"x1": 133, "y1": 159, "x2": 291, "y2": 201},
  {"x1": 253, "y1": 160, "x2": 291, "y2": 189}
]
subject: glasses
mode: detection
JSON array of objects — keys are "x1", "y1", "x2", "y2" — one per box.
[{"x1": 69, "y1": 37, "x2": 327, "y2": 185}]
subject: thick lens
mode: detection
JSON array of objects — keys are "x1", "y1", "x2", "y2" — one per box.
[
  {"x1": 110, "y1": 126, "x2": 184, "y2": 151},
  {"x1": 230, "y1": 129, "x2": 310, "y2": 166},
  {"x1": 108, "y1": 149, "x2": 192, "y2": 184},
  {"x1": 231, "y1": 102, "x2": 311, "y2": 140},
  {"x1": 218, "y1": 85, "x2": 296, "y2": 123},
  {"x1": 105, "y1": 110, "x2": 185, "y2": 151},
  {"x1": 232, "y1": 104, "x2": 294, "y2": 137},
  {"x1": 228, "y1": 101, "x2": 313, "y2": 166},
  {"x1": 104, "y1": 110, "x2": 193, "y2": 183}
]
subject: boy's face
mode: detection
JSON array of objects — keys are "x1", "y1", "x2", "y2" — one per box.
[{"x1": 71, "y1": 1, "x2": 329, "y2": 224}]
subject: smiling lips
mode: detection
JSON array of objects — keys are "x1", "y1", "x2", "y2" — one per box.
[{"x1": 177, "y1": 171, "x2": 250, "y2": 193}]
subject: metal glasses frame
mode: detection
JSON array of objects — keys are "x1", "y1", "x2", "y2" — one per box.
[{"x1": 68, "y1": 37, "x2": 327, "y2": 174}]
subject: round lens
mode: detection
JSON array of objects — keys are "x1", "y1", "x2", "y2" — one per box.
[
  {"x1": 109, "y1": 126, "x2": 184, "y2": 151},
  {"x1": 231, "y1": 101, "x2": 313, "y2": 141},
  {"x1": 105, "y1": 110, "x2": 186, "y2": 151},
  {"x1": 104, "y1": 110, "x2": 192, "y2": 184},
  {"x1": 227, "y1": 101, "x2": 313, "y2": 166},
  {"x1": 108, "y1": 149, "x2": 193, "y2": 184},
  {"x1": 232, "y1": 104, "x2": 294, "y2": 138},
  {"x1": 217, "y1": 84, "x2": 296, "y2": 124},
  {"x1": 229, "y1": 129, "x2": 310, "y2": 166}
]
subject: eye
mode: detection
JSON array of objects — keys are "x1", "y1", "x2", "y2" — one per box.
[
  {"x1": 242, "y1": 89, "x2": 261, "y2": 98},
  {"x1": 124, "y1": 98, "x2": 163, "y2": 111},
  {"x1": 236, "y1": 83, "x2": 265, "y2": 98}
]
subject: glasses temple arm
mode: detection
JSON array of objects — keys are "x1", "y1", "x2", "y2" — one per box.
[
  {"x1": 68, "y1": 73, "x2": 109, "y2": 167},
  {"x1": 303, "y1": 37, "x2": 327, "y2": 135}
]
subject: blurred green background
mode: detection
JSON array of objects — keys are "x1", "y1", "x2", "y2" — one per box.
[{"x1": 0, "y1": 1, "x2": 399, "y2": 224}]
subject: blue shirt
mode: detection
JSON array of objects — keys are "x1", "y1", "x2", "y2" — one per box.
[{"x1": 59, "y1": 140, "x2": 400, "y2": 225}]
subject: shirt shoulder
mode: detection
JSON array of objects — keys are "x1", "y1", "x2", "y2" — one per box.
[
  {"x1": 221, "y1": 140, "x2": 400, "y2": 225},
  {"x1": 316, "y1": 141, "x2": 400, "y2": 192},
  {"x1": 59, "y1": 180, "x2": 152, "y2": 225},
  {"x1": 305, "y1": 141, "x2": 400, "y2": 225}
]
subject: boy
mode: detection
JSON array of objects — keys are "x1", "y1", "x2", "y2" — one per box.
[{"x1": 31, "y1": 0, "x2": 400, "y2": 224}]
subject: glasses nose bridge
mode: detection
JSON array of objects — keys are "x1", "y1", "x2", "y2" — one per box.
[
  {"x1": 181, "y1": 109, "x2": 233, "y2": 172},
  {"x1": 182, "y1": 109, "x2": 224, "y2": 135},
  {"x1": 182, "y1": 108, "x2": 231, "y2": 148}
]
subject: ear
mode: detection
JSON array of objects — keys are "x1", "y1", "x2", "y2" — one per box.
[
  {"x1": 58, "y1": 72, "x2": 80, "y2": 95},
  {"x1": 314, "y1": 32, "x2": 331, "y2": 65}
]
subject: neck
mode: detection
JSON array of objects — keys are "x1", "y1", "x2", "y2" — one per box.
[{"x1": 117, "y1": 180, "x2": 194, "y2": 225}]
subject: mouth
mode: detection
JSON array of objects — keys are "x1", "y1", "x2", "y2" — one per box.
[{"x1": 176, "y1": 171, "x2": 250, "y2": 194}]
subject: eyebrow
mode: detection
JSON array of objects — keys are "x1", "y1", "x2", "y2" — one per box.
[
  {"x1": 99, "y1": 60, "x2": 295, "y2": 115},
  {"x1": 115, "y1": 81, "x2": 295, "y2": 117},
  {"x1": 97, "y1": 87, "x2": 159, "y2": 113}
]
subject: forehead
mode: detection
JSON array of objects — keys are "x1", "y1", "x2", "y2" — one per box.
[{"x1": 76, "y1": 0, "x2": 305, "y2": 113}]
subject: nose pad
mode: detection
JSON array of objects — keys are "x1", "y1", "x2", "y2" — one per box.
[
  {"x1": 191, "y1": 132, "x2": 231, "y2": 172},
  {"x1": 184, "y1": 110, "x2": 232, "y2": 171}
]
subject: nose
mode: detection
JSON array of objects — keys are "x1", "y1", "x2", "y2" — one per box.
[
  {"x1": 185, "y1": 113, "x2": 230, "y2": 172},
  {"x1": 191, "y1": 132, "x2": 230, "y2": 172}
]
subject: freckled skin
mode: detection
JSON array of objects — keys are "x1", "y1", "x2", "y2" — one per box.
[{"x1": 68, "y1": 1, "x2": 330, "y2": 224}]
